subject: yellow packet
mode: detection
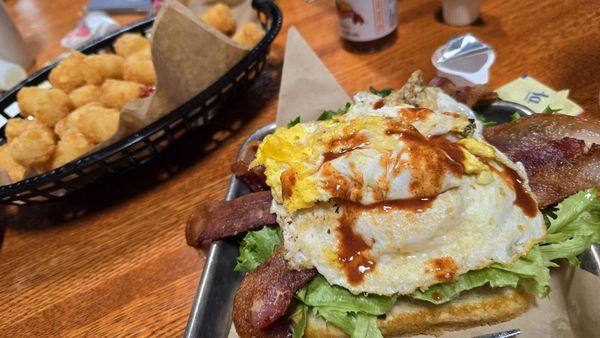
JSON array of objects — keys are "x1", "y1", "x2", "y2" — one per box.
[{"x1": 496, "y1": 75, "x2": 583, "y2": 115}]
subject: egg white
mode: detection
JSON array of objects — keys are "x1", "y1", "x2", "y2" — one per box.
[{"x1": 274, "y1": 168, "x2": 545, "y2": 295}]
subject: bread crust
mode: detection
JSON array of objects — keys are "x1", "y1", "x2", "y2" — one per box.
[{"x1": 301, "y1": 286, "x2": 533, "y2": 337}]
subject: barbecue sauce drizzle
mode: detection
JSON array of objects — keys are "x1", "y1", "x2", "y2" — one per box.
[{"x1": 337, "y1": 196, "x2": 436, "y2": 284}]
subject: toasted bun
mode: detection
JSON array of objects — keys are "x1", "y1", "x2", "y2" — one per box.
[{"x1": 301, "y1": 286, "x2": 533, "y2": 337}]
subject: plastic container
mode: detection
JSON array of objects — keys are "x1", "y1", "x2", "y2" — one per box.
[
  {"x1": 441, "y1": 0, "x2": 482, "y2": 26},
  {"x1": 0, "y1": 59, "x2": 26, "y2": 91}
]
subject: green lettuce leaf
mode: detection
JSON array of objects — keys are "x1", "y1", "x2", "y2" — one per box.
[
  {"x1": 295, "y1": 276, "x2": 394, "y2": 337},
  {"x1": 412, "y1": 246, "x2": 550, "y2": 304},
  {"x1": 369, "y1": 86, "x2": 393, "y2": 97},
  {"x1": 291, "y1": 303, "x2": 308, "y2": 338},
  {"x1": 287, "y1": 116, "x2": 301, "y2": 128},
  {"x1": 474, "y1": 111, "x2": 498, "y2": 127},
  {"x1": 312, "y1": 307, "x2": 383, "y2": 338},
  {"x1": 296, "y1": 276, "x2": 396, "y2": 315},
  {"x1": 234, "y1": 226, "x2": 281, "y2": 272},
  {"x1": 541, "y1": 188, "x2": 600, "y2": 266},
  {"x1": 318, "y1": 102, "x2": 351, "y2": 121}
]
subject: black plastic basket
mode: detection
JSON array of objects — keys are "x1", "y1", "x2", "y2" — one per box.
[{"x1": 0, "y1": 0, "x2": 282, "y2": 205}]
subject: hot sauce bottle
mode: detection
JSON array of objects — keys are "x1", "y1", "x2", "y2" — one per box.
[{"x1": 335, "y1": 0, "x2": 398, "y2": 53}]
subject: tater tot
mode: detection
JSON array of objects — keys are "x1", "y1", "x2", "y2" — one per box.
[
  {"x1": 68, "y1": 85, "x2": 101, "y2": 108},
  {"x1": 201, "y1": 3, "x2": 236, "y2": 36},
  {"x1": 50, "y1": 131, "x2": 95, "y2": 169},
  {"x1": 54, "y1": 116, "x2": 75, "y2": 138},
  {"x1": 71, "y1": 103, "x2": 120, "y2": 143},
  {"x1": 10, "y1": 127, "x2": 56, "y2": 168},
  {"x1": 129, "y1": 46, "x2": 151, "y2": 61},
  {"x1": 232, "y1": 22, "x2": 265, "y2": 46},
  {"x1": 0, "y1": 144, "x2": 26, "y2": 182},
  {"x1": 48, "y1": 51, "x2": 103, "y2": 93},
  {"x1": 5, "y1": 118, "x2": 48, "y2": 143},
  {"x1": 16, "y1": 87, "x2": 43, "y2": 116},
  {"x1": 86, "y1": 54, "x2": 125, "y2": 81},
  {"x1": 114, "y1": 33, "x2": 151, "y2": 58},
  {"x1": 123, "y1": 57, "x2": 156, "y2": 85},
  {"x1": 100, "y1": 79, "x2": 145, "y2": 111},
  {"x1": 16, "y1": 87, "x2": 73, "y2": 128}
]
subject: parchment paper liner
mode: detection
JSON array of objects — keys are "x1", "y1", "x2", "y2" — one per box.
[{"x1": 227, "y1": 27, "x2": 599, "y2": 338}]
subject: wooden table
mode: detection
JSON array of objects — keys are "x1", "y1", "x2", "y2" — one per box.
[{"x1": 0, "y1": 0, "x2": 598, "y2": 336}]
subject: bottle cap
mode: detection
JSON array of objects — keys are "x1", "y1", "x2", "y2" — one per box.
[{"x1": 441, "y1": 0, "x2": 482, "y2": 26}]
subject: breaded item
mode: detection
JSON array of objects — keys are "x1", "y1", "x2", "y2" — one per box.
[
  {"x1": 17, "y1": 87, "x2": 73, "y2": 127},
  {"x1": 10, "y1": 127, "x2": 56, "y2": 168},
  {"x1": 201, "y1": 3, "x2": 236, "y2": 36},
  {"x1": 232, "y1": 22, "x2": 265, "y2": 46},
  {"x1": 50, "y1": 131, "x2": 95, "y2": 169},
  {"x1": 4, "y1": 118, "x2": 48, "y2": 143},
  {"x1": 300, "y1": 287, "x2": 532, "y2": 337},
  {"x1": 16, "y1": 87, "x2": 43, "y2": 116},
  {"x1": 48, "y1": 51, "x2": 103, "y2": 93},
  {"x1": 114, "y1": 33, "x2": 151, "y2": 58},
  {"x1": 100, "y1": 79, "x2": 145, "y2": 110},
  {"x1": 86, "y1": 54, "x2": 125, "y2": 80},
  {"x1": 68, "y1": 85, "x2": 101, "y2": 108},
  {"x1": 70, "y1": 103, "x2": 120, "y2": 143},
  {"x1": 54, "y1": 113, "x2": 79, "y2": 138},
  {"x1": 129, "y1": 46, "x2": 151, "y2": 61},
  {"x1": 0, "y1": 144, "x2": 27, "y2": 182},
  {"x1": 123, "y1": 56, "x2": 156, "y2": 85}
]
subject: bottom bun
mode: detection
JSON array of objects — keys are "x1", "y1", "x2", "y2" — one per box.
[{"x1": 302, "y1": 286, "x2": 533, "y2": 337}]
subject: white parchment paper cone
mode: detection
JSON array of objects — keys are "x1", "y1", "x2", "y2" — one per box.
[
  {"x1": 276, "y1": 27, "x2": 351, "y2": 127},
  {"x1": 146, "y1": 0, "x2": 252, "y2": 122}
]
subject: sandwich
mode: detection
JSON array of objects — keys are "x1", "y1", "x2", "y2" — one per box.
[{"x1": 186, "y1": 71, "x2": 600, "y2": 337}]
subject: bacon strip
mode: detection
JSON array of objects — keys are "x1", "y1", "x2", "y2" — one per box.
[
  {"x1": 233, "y1": 248, "x2": 317, "y2": 337},
  {"x1": 484, "y1": 114, "x2": 600, "y2": 207},
  {"x1": 232, "y1": 163, "x2": 269, "y2": 192},
  {"x1": 231, "y1": 140, "x2": 269, "y2": 192},
  {"x1": 429, "y1": 76, "x2": 498, "y2": 107},
  {"x1": 483, "y1": 114, "x2": 600, "y2": 156},
  {"x1": 514, "y1": 139, "x2": 600, "y2": 207},
  {"x1": 185, "y1": 191, "x2": 276, "y2": 247}
]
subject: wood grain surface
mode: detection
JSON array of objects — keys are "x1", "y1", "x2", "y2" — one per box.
[{"x1": 0, "y1": 0, "x2": 598, "y2": 336}]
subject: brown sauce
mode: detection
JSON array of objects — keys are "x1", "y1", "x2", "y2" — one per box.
[
  {"x1": 323, "y1": 142, "x2": 369, "y2": 162},
  {"x1": 427, "y1": 257, "x2": 458, "y2": 282},
  {"x1": 280, "y1": 169, "x2": 296, "y2": 200},
  {"x1": 397, "y1": 107, "x2": 432, "y2": 123},
  {"x1": 374, "y1": 196, "x2": 436, "y2": 213},
  {"x1": 428, "y1": 136, "x2": 465, "y2": 176},
  {"x1": 337, "y1": 206, "x2": 376, "y2": 285},
  {"x1": 323, "y1": 131, "x2": 370, "y2": 163},
  {"x1": 336, "y1": 195, "x2": 437, "y2": 284},
  {"x1": 372, "y1": 99, "x2": 385, "y2": 109},
  {"x1": 496, "y1": 163, "x2": 538, "y2": 217}
]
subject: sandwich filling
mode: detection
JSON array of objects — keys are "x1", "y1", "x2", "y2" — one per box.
[
  {"x1": 235, "y1": 87, "x2": 600, "y2": 338},
  {"x1": 251, "y1": 91, "x2": 545, "y2": 296}
]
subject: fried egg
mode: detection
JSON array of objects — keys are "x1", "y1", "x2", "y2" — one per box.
[{"x1": 253, "y1": 92, "x2": 545, "y2": 296}]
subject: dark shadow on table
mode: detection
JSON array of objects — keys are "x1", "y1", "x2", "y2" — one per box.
[{"x1": 3, "y1": 59, "x2": 282, "y2": 233}]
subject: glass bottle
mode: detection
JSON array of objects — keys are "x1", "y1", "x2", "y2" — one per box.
[{"x1": 335, "y1": 0, "x2": 398, "y2": 54}]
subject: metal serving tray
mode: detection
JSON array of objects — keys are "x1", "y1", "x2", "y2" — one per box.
[
  {"x1": 185, "y1": 123, "x2": 275, "y2": 338},
  {"x1": 184, "y1": 112, "x2": 600, "y2": 337}
]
